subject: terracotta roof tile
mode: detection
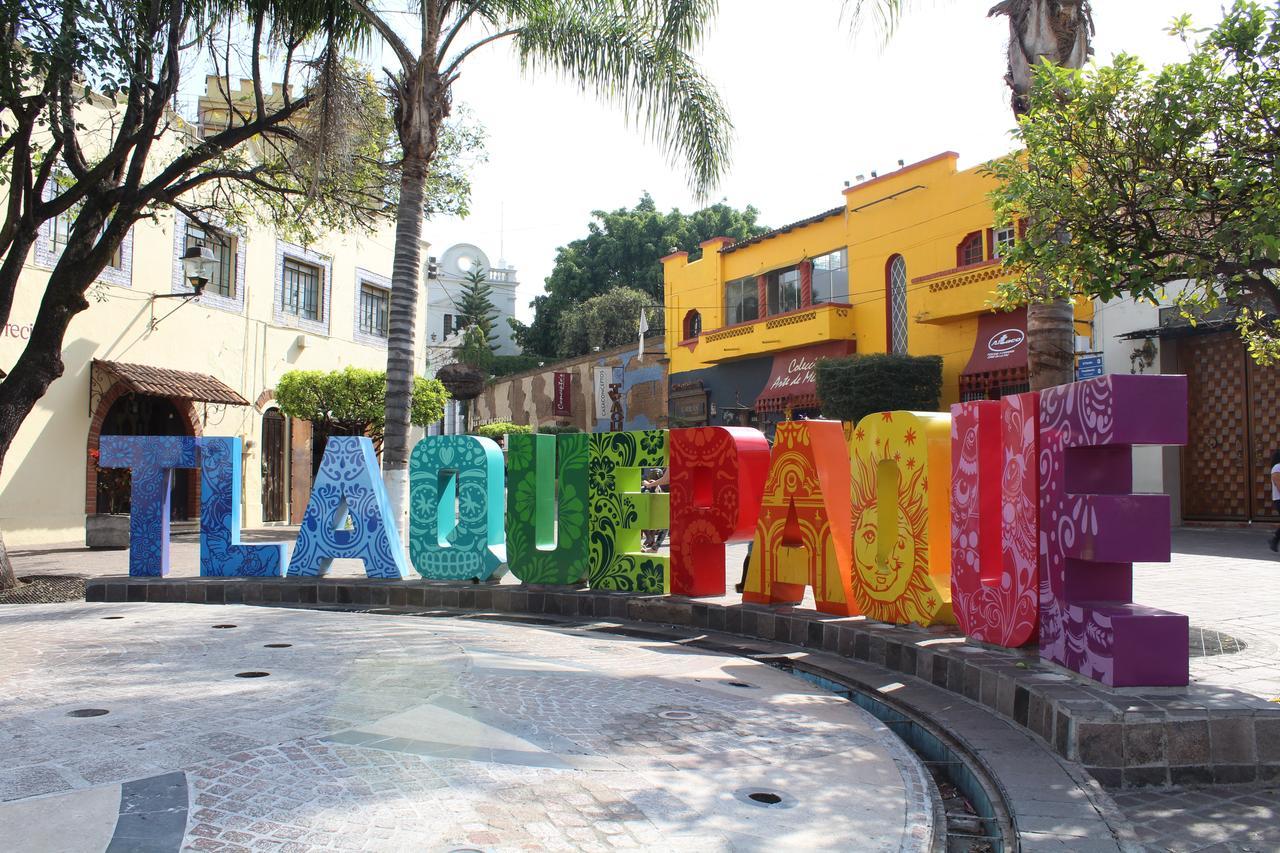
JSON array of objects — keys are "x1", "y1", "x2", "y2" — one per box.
[{"x1": 94, "y1": 359, "x2": 249, "y2": 406}]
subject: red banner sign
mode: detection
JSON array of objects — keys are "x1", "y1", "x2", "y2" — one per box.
[{"x1": 553, "y1": 372, "x2": 573, "y2": 416}]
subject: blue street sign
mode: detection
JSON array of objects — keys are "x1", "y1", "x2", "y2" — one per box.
[{"x1": 1076, "y1": 355, "x2": 1105, "y2": 380}]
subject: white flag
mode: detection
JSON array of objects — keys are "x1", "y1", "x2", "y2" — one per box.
[{"x1": 637, "y1": 308, "x2": 649, "y2": 362}]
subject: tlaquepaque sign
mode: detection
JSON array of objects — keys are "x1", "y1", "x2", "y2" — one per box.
[{"x1": 99, "y1": 374, "x2": 1189, "y2": 688}]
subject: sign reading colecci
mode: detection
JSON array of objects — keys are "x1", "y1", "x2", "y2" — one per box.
[{"x1": 99, "y1": 373, "x2": 1189, "y2": 688}]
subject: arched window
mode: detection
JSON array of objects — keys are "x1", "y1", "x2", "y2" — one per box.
[
  {"x1": 958, "y1": 231, "x2": 985, "y2": 267},
  {"x1": 682, "y1": 309, "x2": 702, "y2": 341},
  {"x1": 886, "y1": 255, "x2": 908, "y2": 355}
]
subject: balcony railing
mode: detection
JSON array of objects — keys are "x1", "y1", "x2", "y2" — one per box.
[{"x1": 691, "y1": 302, "x2": 855, "y2": 362}]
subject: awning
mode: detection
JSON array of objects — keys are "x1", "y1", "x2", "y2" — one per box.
[
  {"x1": 755, "y1": 341, "x2": 855, "y2": 413},
  {"x1": 93, "y1": 359, "x2": 249, "y2": 406},
  {"x1": 963, "y1": 307, "x2": 1027, "y2": 376}
]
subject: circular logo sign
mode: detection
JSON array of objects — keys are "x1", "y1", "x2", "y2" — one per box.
[{"x1": 988, "y1": 329, "x2": 1025, "y2": 354}]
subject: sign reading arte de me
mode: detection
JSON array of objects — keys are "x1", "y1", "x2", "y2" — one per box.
[{"x1": 100, "y1": 374, "x2": 1189, "y2": 689}]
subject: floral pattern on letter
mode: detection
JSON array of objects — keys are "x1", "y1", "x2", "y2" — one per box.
[
  {"x1": 1038, "y1": 374, "x2": 1190, "y2": 687},
  {"x1": 98, "y1": 435, "x2": 200, "y2": 577},
  {"x1": 587, "y1": 431, "x2": 669, "y2": 593},
  {"x1": 950, "y1": 393, "x2": 1038, "y2": 647},
  {"x1": 506, "y1": 433, "x2": 590, "y2": 586},
  {"x1": 408, "y1": 435, "x2": 507, "y2": 582},
  {"x1": 200, "y1": 437, "x2": 286, "y2": 577},
  {"x1": 287, "y1": 437, "x2": 409, "y2": 579}
]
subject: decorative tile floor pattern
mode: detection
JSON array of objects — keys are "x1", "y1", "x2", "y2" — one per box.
[{"x1": 0, "y1": 603, "x2": 934, "y2": 851}]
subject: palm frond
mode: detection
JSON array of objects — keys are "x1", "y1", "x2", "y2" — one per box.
[
  {"x1": 512, "y1": 3, "x2": 731, "y2": 199},
  {"x1": 841, "y1": 0, "x2": 912, "y2": 43}
]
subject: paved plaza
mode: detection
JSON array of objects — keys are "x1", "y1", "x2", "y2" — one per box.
[
  {"x1": 5, "y1": 525, "x2": 1280, "y2": 851},
  {"x1": 0, "y1": 602, "x2": 933, "y2": 852}
]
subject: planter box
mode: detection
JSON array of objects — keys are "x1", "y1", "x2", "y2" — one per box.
[{"x1": 85, "y1": 514, "x2": 129, "y2": 549}]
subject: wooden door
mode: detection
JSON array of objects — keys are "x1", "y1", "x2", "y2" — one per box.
[
  {"x1": 1247, "y1": 357, "x2": 1280, "y2": 520},
  {"x1": 1180, "y1": 333, "x2": 1250, "y2": 520},
  {"x1": 262, "y1": 409, "x2": 286, "y2": 522}
]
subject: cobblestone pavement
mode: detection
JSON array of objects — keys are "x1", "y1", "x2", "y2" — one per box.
[
  {"x1": 1112, "y1": 783, "x2": 1280, "y2": 853},
  {"x1": 0, "y1": 603, "x2": 934, "y2": 852}
]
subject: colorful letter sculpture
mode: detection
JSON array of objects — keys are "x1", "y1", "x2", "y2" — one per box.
[
  {"x1": 669, "y1": 427, "x2": 770, "y2": 596},
  {"x1": 98, "y1": 435, "x2": 200, "y2": 577},
  {"x1": 288, "y1": 437, "x2": 409, "y2": 579},
  {"x1": 408, "y1": 435, "x2": 507, "y2": 581},
  {"x1": 587, "y1": 430, "x2": 670, "y2": 593},
  {"x1": 1039, "y1": 374, "x2": 1189, "y2": 686},
  {"x1": 743, "y1": 420, "x2": 858, "y2": 616},
  {"x1": 505, "y1": 433, "x2": 590, "y2": 585},
  {"x1": 950, "y1": 394, "x2": 1039, "y2": 647},
  {"x1": 200, "y1": 437, "x2": 286, "y2": 577},
  {"x1": 849, "y1": 412, "x2": 954, "y2": 627}
]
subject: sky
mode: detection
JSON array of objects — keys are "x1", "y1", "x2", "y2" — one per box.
[{"x1": 408, "y1": 1, "x2": 1231, "y2": 322}]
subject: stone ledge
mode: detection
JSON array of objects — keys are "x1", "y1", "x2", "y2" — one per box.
[{"x1": 85, "y1": 576, "x2": 1280, "y2": 789}]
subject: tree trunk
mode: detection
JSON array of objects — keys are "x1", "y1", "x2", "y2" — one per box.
[
  {"x1": 382, "y1": 153, "x2": 429, "y2": 535},
  {"x1": 1027, "y1": 298, "x2": 1076, "y2": 390},
  {"x1": 0, "y1": 529, "x2": 18, "y2": 592}
]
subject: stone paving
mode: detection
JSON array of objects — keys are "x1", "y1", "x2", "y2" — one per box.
[{"x1": 0, "y1": 602, "x2": 934, "y2": 852}]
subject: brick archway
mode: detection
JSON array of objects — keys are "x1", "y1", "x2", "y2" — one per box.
[{"x1": 86, "y1": 381, "x2": 203, "y2": 517}]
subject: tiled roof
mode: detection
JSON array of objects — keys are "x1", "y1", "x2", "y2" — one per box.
[
  {"x1": 719, "y1": 206, "x2": 846, "y2": 255},
  {"x1": 94, "y1": 359, "x2": 249, "y2": 406}
]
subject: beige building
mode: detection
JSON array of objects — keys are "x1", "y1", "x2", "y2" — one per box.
[{"x1": 0, "y1": 80, "x2": 432, "y2": 547}]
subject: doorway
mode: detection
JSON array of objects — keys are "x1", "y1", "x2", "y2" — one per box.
[{"x1": 261, "y1": 408, "x2": 287, "y2": 522}]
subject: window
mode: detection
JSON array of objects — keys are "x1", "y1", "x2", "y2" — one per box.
[
  {"x1": 51, "y1": 212, "x2": 72, "y2": 253},
  {"x1": 993, "y1": 226, "x2": 1016, "y2": 257},
  {"x1": 443, "y1": 313, "x2": 455, "y2": 339},
  {"x1": 185, "y1": 223, "x2": 236, "y2": 297},
  {"x1": 358, "y1": 283, "x2": 389, "y2": 338},
  {"x1": 682, "y1": 309, "x2": 702, "y2": 341},
  {"x1": 811, "y1": 248, "x2": 848, "y2": 304},
  {"x1": 724, "y1": 277, "x2": 759, "y2": 325},
  {"x1": 766, "y1": 267, "x2": 801, "y2": 316},
  {"x1": 281, "y1": 257, "x2": 322, "y2": 321},
  {"x1": 958, "y1": 232, "x2": 985, "y2": 267},
  {"x1": 887, "y1": 255, "x2": 908, "y2": 355}
]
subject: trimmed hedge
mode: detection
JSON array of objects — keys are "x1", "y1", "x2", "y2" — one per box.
[
  {"x1": 472, "y1": 422, "x2": 533, "y2": 444},
  {"x1": 816, "y1": 354, "x2": 944, "y2": 424},
  {"x1": 537, "y1": 425, "x2": 581, "y2": 435}
]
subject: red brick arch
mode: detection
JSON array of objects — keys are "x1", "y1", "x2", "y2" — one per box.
[{"x1": 86, "y1": 381, "x2": 203, "y2": 517}]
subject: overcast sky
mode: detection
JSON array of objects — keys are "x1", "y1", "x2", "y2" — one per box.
[{"x1": 410, "y1": 1, "x2": 1231, "y2": 321}]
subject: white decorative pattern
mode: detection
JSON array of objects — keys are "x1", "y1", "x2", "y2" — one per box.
[
  {"x1": 888, "y1": 255, "x2": 909, "y2": 354},
  {"x1": 33, "y1": 205, "x2": 134, "y2": 288},
  {"x1": 352, "y1": 267, "x2": 392, "y2": 348}
]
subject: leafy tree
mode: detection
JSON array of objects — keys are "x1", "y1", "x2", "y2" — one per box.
[
  {"x1": 457, "y1": 266, "x2": 500, "y2": 352},
  {"x1": 991, "y1": 2, "x2": 1280, "y2": 362},
  {"x1": 349, "y1": 0, "x2": 735, "y2": 535},
  {"x1": 491, "y1": 354, "x2": 544, "y2": 378},
  {"x1": 846, "y1": 0, "x2": 1095, "y2": 389},
  {"x1": 554, "y1": 286, "x2": 661, "y2": 359},
  {"x1": 525, "y1": 194, "x2": 768, "y2": 356},
  {"x1": 0, "y1": 0, "x2": 407, "y2": 591},
  {"x1": 456, "y1": 325, "x2": 495, "y2": 374},
  {"x1": 816, "y1": 354, "x2": 943, "y2": 424},
  {"x1": 274, "y1": 367, "x2": 448, "y2": 448}
]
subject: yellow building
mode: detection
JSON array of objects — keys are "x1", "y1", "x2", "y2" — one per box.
[
  {"x1": 0, "y1": 80, "x2": 432, "y2": 547},
  {"x1": 662, "y1": 152, "x2": 1092, "y2": 430}
]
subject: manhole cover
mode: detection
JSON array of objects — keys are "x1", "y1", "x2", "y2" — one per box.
[
  {"x1": 212, "y1": 624, "x2": 237, "y2": 629},
  {"x1": 264, "y1": 643, "x2": 292, "y2": 648},
  {"x1": 234, "y1": 671, "x2": 270, "y2": 678},
  {"x1": 1188, "y1": 625, "x2": 1248, "y2": 658},
  {"x1": 733, "y1": 787, "x2": 795, "y2": 809},
  {"x1": 657, "y1": 710, "x2": 698, "y2": 721},
  {"x1": 67, "y1": 709, "x2": 109, "y2": 718}
]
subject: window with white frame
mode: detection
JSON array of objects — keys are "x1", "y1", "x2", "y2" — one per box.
[
  {"x1": 766, "y1": 267, "x2": 801, "y2": 316},
  {"x1": 811, "y1": 248, "x2": 848, "y2": 304},
  {"x1": 358, "y1": 282, "x2": 390, "y2": 338},
  {"x1": 282, "y1": 257, "x2": 322, "y2": 321},
  {"x1": 888, "y1": 255, "x2": 909, "y2": 355},
  {"x1": 993, "y1": 225, "x2": 1016, "y2": 257},
  {"x1": 724, "y1": 277, "x2": 759, "y2": 325}
]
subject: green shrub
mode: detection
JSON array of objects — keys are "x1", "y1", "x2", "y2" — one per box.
[
  {"x1": 473, "y1": 422, "x2": 532, "y2": 444},
  {"x1": 490, "y1": 354, "x2": 543, "y2": 378},
  {"x1": 537, "y1": 424, "x2": 581, "y2": 435},
  {"x1": 816, "y1": 354, "x2": 943, "y2": 424}
]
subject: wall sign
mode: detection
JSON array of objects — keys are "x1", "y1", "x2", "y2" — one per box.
[
  {"x1": 593, "y1": 367, "x2": 613, "y2": 419},
  {"x1": 552, "y1": 372, "x2": 573, "y2": 417}
]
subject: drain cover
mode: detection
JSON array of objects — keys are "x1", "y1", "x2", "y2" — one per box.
[
  {"x1": 67, "y1": 709, "x2": 109, "y2": 718},
  {"x1": 727, "y1": 681, "x2": 757, "y2": 689},
  {"x1": 264, "y1": 643, "x2": 292, "y2": 649},
  {"x1": 733, "y1": 787, "x2": 795, "y2": 809},
  {"x1": 235, "y1": 671, "x2": 270, "y2": 678},
  {"x1": 212, "y1": 624, "x2": 237, "y2": 629},
  {"x1": 1188, "y1": 625, "x2": 1248, "y2": 657},
  {"x1": 101, "y1": 616, "x2": 124, "y2": 620},
  {"x1": 658, "y1": 710, "x2": 698, "y2": 721}
]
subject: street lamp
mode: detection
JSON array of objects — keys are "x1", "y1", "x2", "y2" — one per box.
[{"x1": 181, "y1": 245, "x2": 217, "y2": 296}]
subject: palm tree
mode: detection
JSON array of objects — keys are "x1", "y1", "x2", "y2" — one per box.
[
  {"x1": 349, "y1": 0, "x2": 732, "y2": 532},
  {"x1": 846, "y1": 0, "x2": 1094, "y2": 390}
]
